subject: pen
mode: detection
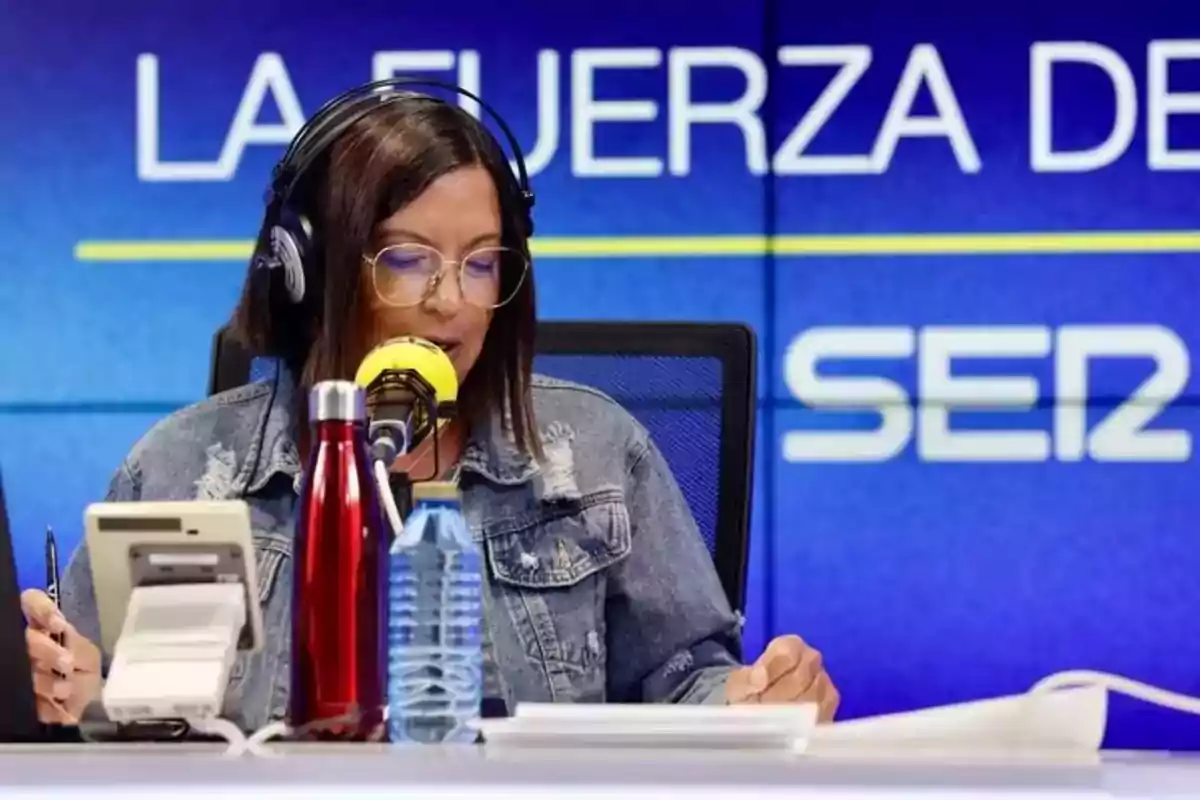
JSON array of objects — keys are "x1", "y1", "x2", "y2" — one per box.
[{"x1": 45, "y1": 526, "x2": 65, "y2": 674}]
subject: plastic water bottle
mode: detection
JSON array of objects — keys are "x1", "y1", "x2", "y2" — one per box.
[{"x1": 387, "y1": 480, "x2": 483, "y2": 743}]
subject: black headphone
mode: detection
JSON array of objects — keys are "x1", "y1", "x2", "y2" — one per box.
[{"x1": 251, "y1": 77, "x2": 536, "y2": 306}]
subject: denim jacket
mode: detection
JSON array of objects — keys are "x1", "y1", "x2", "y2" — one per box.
[{"x1": 58, "y1": 371, "x2": 742, "y2": 731}]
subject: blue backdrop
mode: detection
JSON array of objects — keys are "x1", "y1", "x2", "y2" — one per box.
[{"x1": 3, "y1": 0, "x2": 1200, "y2": 749}]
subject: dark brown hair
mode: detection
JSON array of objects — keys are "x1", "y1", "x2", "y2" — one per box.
[{"x1": 230, "y1": 96, "x2": 538, "y2": 454}]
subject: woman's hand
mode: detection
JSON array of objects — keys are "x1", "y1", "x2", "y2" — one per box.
[
  {"x1": 20, "y1": 589, "x2": 102, "y2": 724},
  {"x1": 725, "y1": 634, "x2": 840, "y2": 722}
]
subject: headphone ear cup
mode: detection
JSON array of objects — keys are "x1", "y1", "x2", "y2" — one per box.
[{"x1": 269, "y1": 211, "x2": 314, "y2": 305}]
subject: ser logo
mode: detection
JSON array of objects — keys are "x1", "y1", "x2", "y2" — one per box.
[{"x1": 782, "y1": 325, "x2": 1192, "y2": 463}]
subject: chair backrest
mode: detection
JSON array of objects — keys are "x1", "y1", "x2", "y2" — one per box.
[
  {"x1": 208, "y1": 326, "x2": 256, "y2": 397},
  {"x1": 207, "y1": 322, "x2": 755, "y2": 612}
]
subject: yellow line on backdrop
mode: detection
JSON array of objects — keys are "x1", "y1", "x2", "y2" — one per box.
[{"x1": 73, "y1": 230, "x2": 1200, "y2": 261}]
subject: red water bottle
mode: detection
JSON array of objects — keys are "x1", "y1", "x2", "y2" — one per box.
[{"x1": 291, "y1": 379, "x2": 388, "y2": 739}]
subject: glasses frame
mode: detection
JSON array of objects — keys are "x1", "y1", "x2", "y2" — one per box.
[{"x1": 364, "y1": 242, "x2": 530, "y2": 311}]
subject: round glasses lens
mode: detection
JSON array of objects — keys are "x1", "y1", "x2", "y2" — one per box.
[
  {"x1": 372, "y1": 244, "x2": 441, "y2": 307},
  {"x1": 459, "y1": 246, "x2": 529, "y2": 309}
]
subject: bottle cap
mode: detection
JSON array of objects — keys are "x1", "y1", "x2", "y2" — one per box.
[
  {"x1": 413, "y1": 480, "x2": 460, "y2": 502},
  {"x1": 309, "y1": 380, "x2": 366, "y2": 422}
]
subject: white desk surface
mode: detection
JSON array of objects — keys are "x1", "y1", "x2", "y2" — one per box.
[{"x1": 0, "y1": 745, "x2": 1196, "y2": 797}]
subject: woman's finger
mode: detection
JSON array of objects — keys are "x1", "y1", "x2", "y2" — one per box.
[
  {"x1": 20, "y1": 589, "x2": 67, "y2": 634},
  {"x1": 31, "y1": 670, "x2": 74, "y2": 702},
  {"x1": 36, "y1": 696, "x2": 75, "y2": 725},
  {"x1": 25, "y1": 628, "x2": 73, "y2": 673}
]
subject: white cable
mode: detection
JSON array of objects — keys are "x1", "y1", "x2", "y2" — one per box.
[
  {"x1": 168, "y1": 716, "x2": 285, "y2": 758},
  {"x1": 1030, "y1": 670, "x2": 1200, "y2": 715},
  {"x1": 244, "y1": 720, "x2": 292, "y2": 758},
  {"x1": 375, "y1": 458, "x2": 404, "y2": 535},
  {"x1": 185, "y1": 715, "x2": 249, "y2": 756},
  {"x1": 248, "y1": 719, "x2": 290, "y2": 746}
]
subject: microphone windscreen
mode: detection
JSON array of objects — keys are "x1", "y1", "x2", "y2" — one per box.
[{"x1": 353, "y1": 336, "x2": 459, "y2": 405}]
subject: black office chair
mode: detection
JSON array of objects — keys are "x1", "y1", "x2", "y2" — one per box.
[
  {"x1": 208, "y1": 325, "x2": 257, "y2": 397},
  {"x1": 208, "y1": 322, "x2": 755, "y2": 613}
]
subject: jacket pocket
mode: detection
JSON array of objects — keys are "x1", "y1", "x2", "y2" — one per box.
[
  {"x1": 482, "y1": 487, "x2": 631, "y2": 677},
  {"x1": 484, "y1": 487, "x2": 632, "y2": 589}
]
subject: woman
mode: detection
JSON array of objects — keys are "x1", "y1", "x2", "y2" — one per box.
[{"x1": 21, "y1": 86, "x2": 839, "y2": 732}]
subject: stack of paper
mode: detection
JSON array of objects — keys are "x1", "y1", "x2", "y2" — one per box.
[
  {"x1": 478, "y1": 702, "x2": 819, "y2": 752},
  {"x1": 808, "y1": 684, "x2": 1107, "y2": 757}
]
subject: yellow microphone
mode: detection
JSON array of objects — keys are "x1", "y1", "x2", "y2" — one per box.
[{"x1": 354, "y1": 336, "x2": 459, "y2": 467}]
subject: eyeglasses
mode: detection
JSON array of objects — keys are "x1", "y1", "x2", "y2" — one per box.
[{"x1": 365, "y1": 243, "x2": 529, "y2": 310}]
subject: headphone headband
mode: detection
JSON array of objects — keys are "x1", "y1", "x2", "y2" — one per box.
[{"x1": 268, "y1": 77, "x2": 534, "y2": 217}]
